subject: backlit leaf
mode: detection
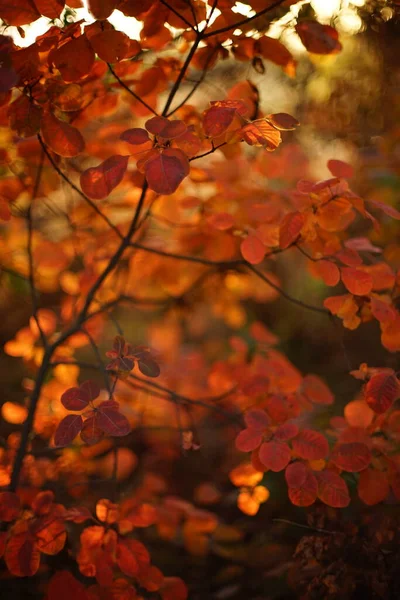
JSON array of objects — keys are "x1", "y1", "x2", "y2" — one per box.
[
  {"x1": 292, "y1": 429, "x2": 329, "y2": 460},
  {"x1": 365, "y1": 371, "x2": 400, "y2": 413},
  {"x1": 240, "y1": 233, "x2": 265, "y2": 264},
  {"x1": 341, "y1": 267, "x2": 373, "y2": 296},
  {"x1": 317, "y1": 470, "x2": 350, "y2": 508},
  {"x1": 51, "y1": 35, "x2": 95, "y2": 82},
  {"x1": 266, "y1": 113, "x2": 299, "y2": 131},
  {"x1": 54, "y1": 414, "x2": 83, "y2": 447},
  {"x1": 5, "y1": 533, "x2": 40, "y2": 577},
  {"x1": 330, "y1": 442, "x2": 371, "y2": 472},
  {"x1": 144, "y1": 149, "x2": 189, "y2": 195},
  {"x1": 296, "y1": 21, "x2": 342, "y2": 55},
  {"x1": 302, "y1": 374, "x2": 334, "y2": 405},
  {"x1": 121, "y1": 128, "x2": 150, "y2": 145},
  {"x1": 33, "y1": 0, "x2": 64, "y2": 19},
  {"x1": 314, "y1": 260, "x2": 340, "y2": 287},
  {"x1": 240, "y1": 119, "x2": 281, "y2": 150},
  {"x1": 279, "y1": 211, "x2": 305, "y2": 249},
  {"x1": 80, "y1": 155, "x2": 129, "y2": 199},
  {"x1": 258, "y1": 440, "x2": 291, "y2": 472},
  {"x1": 87, "y1": 0, "x2": 118, "y2": 20},
  {"x1": 41, "y1": 111, "x2": 85, "y2": 158},
  {"x1": 80, "y1": 417, "x2": 104, "y2": 445},
  {"x1": 61, "y1": 387, "x2": 90, "y2": 411},
  {"x1": 244, "y1": 408, "x2": 270, "y2": 430},
  {"x1": 0, "y1": 1, "x2": 40, "y2": 25},
  {"x1": 96, "y1": 401, "x2": 131, "y2": 437},
  {"x1": 235, "y1": 428, "x2": 263, "y2": 452},
  {"x1": 327, "y1": 159, "x2": 354, "y2": 179}
]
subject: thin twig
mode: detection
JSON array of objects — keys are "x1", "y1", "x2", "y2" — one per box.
[
  {"x1": 159, "y1": 0, "x2": 197, "y2": 31},
  {"x1": 38, "y1": 135, "x2": 123, "y2": 240},
  {"x1": 107, "y1": 64, "x2": 159, "y2": 116},
  {"x1": 203, "y1": 0, "x2": 286, "y2": 39}
]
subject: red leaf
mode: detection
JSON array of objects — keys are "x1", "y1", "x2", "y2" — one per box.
[
  {"x1": 296, "y1": 21, "x2": 342, "y2": 55},
  {"x1": 144, "y1": 149, "x2": 189, "y2": 195},
  {"x1": 274, "y1": 422, "x2": 299, "y2": 441},
  {"x1": 203, "y1": 105, "x2": 237, "y2": 138},
  {"x1": 207, "y1": 212, "x2": 235, "y2": 231},
  {"x1": 235, "y1": 428, "x2": 263, "y2": 453},
  {"x1": 285, "y1": 462, "x2": 308, "y2": 488},
  {"x1": 87, "y1": 0, "x2": 118, "y2": 20},
  {"x1": 116, "y1": 540, "x2": 139, "y2": 577},
  {"x1": 51, "y1": 35, "x2": 95, "y2": 82},
  {"x1": 61, "y1": 387, "x2": 90, "y2": 411},
  {"x1": 80, "y1": 155, "x2": 129, "y2": 199},
  {"x1": 31, "y1": 490, "x2": 54, "y2": 515},
  {"x1": 89, "y1": 30, "x2": 131, "y2": 63},
  {"x1": 370, "y1": 296, "x2": 397, "y2": 323},
  {"x1": 33, "y1": 0, "x2": 64, "y2": 19},
  {"x1": 367, "y1": 198, "x2": 400, "y2": 220},
  {"x1": 240, "y1": 233, "x2": 265, "y2": 264},
  {"x1": 288, "y1": 471, "x2": 318, "y2": 507},
  {"x1": 5, "y1": 533, "x2": 40, "y2": 576},
  {"x1": 292, "y1": 429, "x2": 329, "y2": 460},
  {"x1": 259, "y1": 440, "x2": 291, "y2": 472},
  {"x1": 80, "y1": 417, "x2": 104, "y2": 445},
  {"x1": 0, "y1": 491, "x2": 20, "y2": 521},
  {"x1": 41, "y1": 111, "x2": 85, "y2": 158},
  {"x1": 48, "y1": 571, "x2": 88, "y2": 600},
  {"x1": 341, "y1": 267, "x2": 373, "y2": 296},
  {"x1": 365, "y1": 371, "x2": 400, "y2": 414},
  {"x1": 327, "y1": 159, "x2": 354, "y2": 179},
  {"x1": 145, "y1": 116, "x2": 187, "y2": 140},
  {"x1": 302, "y1": 374, "x2": 334, "y2": 405},
  {"x1": 161, "y1": 577, "x2": 188, "y2": 600},
  {"x1": 279, "y1": 211, "x2": 305, "y2": 249},
  {"x1": 80, "y1": 380, "x2": 101, "y2": 401},
  {"x1": 96, "y1": 402, "x2": 131, "y2": 437},
  {"x1": 358, "y1": 469, "x2": 390, "y2": 505},
  {"x1": 330, "y1": 442, "x2": 371, "y2": 472},
  {"x1": 0, "y1": 1, "x2": 40, "y2": 26},
  {"x1": 317, "y1": 470, "x2": 350, "y2": 508},
  {"x1": 244, "y1": 409, "x2": 270, "y2": 430},
  {"x1": 54, "y1": 414, "x2": 83, "y2": 447},
  {"x1": 121, "y1": 128, "x2": 150, "y2": 145}
]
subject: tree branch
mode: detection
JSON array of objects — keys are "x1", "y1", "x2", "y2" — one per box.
[
  {"x1": 203, "y1": 0, "x2": 286, "y2": 39},
  {"x1": 107, "y1": 64, "x2": 159, "y2": 116}
]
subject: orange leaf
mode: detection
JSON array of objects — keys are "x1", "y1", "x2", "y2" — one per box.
[
  {"x1": 292, "y1": 429, "x2": 329, "y2": 460},
  {"x1": 258, "y1": 440, "x2": 291, "y2": 472},
  {"x1": 330, "y1": 442, "x2": 371, "y2": 472},
  {"x1": 41, "y1": 111, "x2": 85, "y2": 158},
  {"x1": 80, "y1": 155, "x2": 129, "y2": 199},
  {"x1": 317, "y1": 470, "x2": 350, "y2": 508},
  {"x1": 54, "y1": 414, "x2": 83, "y2": 447},
  {"x1": 121, "y1": 128, "x2": 150, "y2": 145},
  {"x1": 144, "y1": 148, "x2": 189, "y2": 195},
  {"x1": 8, "y1": 95, "x2": 41, "y2": 138},
  {"x1": 244, "y1": 408, "x2": 270, "y2": 430},
  {"x1": 314, "y1": 260, "x2": 340, "y2": 286},
  {"x1": 370, "y1": 296, "x2": 397, "y2": 323},
  {"x1": 358, "y1": 469, "x2": 390, "y2": 505},
  {"x1": 239, "y1": 119, "x2": 281, "y2": 150},
  {"x1": 279, "y1": 211, "x2": 305, "y2": 249},
  {"x1": 364, "y1": 371, "x2": 400, "y2": 414},
  {"x1": 240, "y1": 233, "x2": 265, "y2": 264},
  {"x1": 341, "y1": 267, "x2": 373, "y2": 296}
]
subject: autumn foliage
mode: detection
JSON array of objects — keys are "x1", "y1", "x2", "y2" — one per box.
[{"x1": 1, "y1": 0, "x2": 400, "y2": 598}]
